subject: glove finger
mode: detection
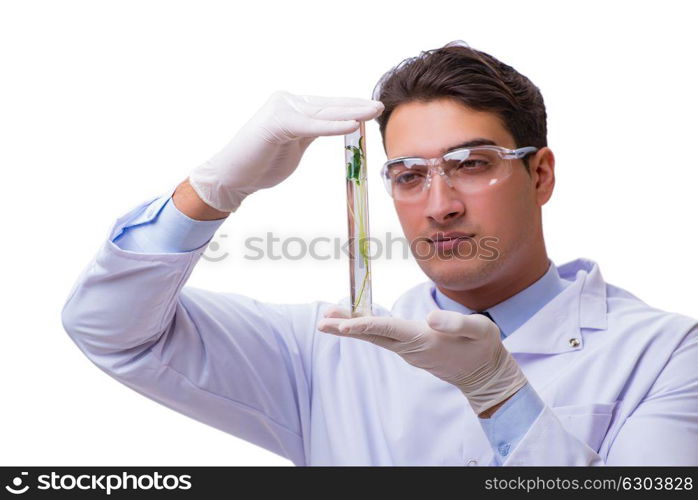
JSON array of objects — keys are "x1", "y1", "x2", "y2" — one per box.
[
  {"x1": 323, "y1": 306, "x2": 353, "y2": 319},
  {"x1": 335, "y1": 316, "x2": 423, "y2": 343},
  {"x1": 317, "y1": 317, "x2": 345, "y2": 334},
  {"x1": 426, "y1": 310, "x2": 490, "y2": 338},
  {"x1": 288, "y1": 114, "x2": 361, "y2": 137},
  {"x1": 317, "y1": 318, "x2": 399, "y2": 350},
  {"x1": 297, "y1": 103, "x2": 384, "y2": 122},
  {"x1": 297, "y1": 94, "x2": 383, "y2": 108}
]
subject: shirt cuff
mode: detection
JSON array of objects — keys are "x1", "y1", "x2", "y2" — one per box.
[
  {"x1": 112, "y1": 194, "x2": 227, "y2": 253},
  {"x1": 477, "y1": 381, "x2": 545, "y2": 465}
]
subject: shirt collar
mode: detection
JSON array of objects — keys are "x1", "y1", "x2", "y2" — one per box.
[{"x1": 431, "y1": 258, "x2": 571, "y2": 337}]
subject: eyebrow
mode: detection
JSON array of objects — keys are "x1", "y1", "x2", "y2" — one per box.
[
  {"x1": 440, "y1": 138, "x2": 498, "y2": 154},
  {"x1": 387, "y1": 137, "x2": 500, "y2": 161}
]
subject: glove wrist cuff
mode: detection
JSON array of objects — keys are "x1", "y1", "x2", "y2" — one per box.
[
  {"x1": 189, "y1": 162, "x2": 253, "y2": 213},
  {"x1": 457, "y1": 345, "x2": 528, "y2": 415}
]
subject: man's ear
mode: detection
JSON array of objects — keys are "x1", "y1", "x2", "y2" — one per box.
[{"x1": 530, "y1": 147, "x2": 555, "y2": 206}]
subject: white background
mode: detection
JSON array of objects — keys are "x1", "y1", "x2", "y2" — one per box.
[{"x1": 1, "y1": 0, "x2": 696, "y2": 466}]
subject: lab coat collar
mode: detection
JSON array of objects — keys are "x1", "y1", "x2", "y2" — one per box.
[
  {"x1": 418, "y1": 258, "x2": 608, "y2": 355},
  {"x1": 432, "y1": 259, "x2": 568, "y2": 337},
  {"x1": 502, "y1": 257, "x2": 607, "y2": 354}
]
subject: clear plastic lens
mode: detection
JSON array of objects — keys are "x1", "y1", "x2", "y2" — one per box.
[
  {"x1": 385, "y1": 147, "x2": 508, "y2": 199},
  {"x1": 381, "y1": 145, "x2": 537, "y2": 200}
]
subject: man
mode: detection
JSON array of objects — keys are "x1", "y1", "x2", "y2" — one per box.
[{"x1": 61, "y1": 41, "x2": 698, "y2": 465}]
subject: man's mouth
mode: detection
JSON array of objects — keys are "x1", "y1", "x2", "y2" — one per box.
[{"x1": 428, "y1": 231, "x2": 475, "y2": 243}]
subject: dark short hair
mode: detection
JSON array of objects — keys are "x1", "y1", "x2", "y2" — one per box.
[{"x1": 371, "y1": 40, "x2": 547, "y2": 172}]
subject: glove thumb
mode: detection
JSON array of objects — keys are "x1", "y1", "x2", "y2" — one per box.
[{"x1": 426, "y1": 309, "x2": 469, "y2": 332}]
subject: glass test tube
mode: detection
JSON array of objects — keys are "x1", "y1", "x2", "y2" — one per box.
[{"x1": 344, "y1": 121, "x2": 373, "y2": 317}]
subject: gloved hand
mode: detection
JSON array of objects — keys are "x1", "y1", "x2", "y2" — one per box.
[
  {"x1": 317, "y1": 306, "x2": 528, "y2": 415},
  {"x1": 188, "y1": 90, "x2": 385, "y2": 213}
]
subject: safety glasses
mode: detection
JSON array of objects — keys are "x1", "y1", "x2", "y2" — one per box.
[{"x1": 380, "y1": 145, "x2": 538, "y2": 201}]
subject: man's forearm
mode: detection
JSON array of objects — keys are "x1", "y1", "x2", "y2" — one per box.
[{"x1": 172, "y1": 178, "x2": 231, "y2": 221}]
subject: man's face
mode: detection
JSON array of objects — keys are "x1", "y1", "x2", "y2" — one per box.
[{"x1": 384, "y1": 98, "x2": 553, "y2": 291}]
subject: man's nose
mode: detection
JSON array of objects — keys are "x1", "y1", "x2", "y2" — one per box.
[{"x1": 423, "y1": 171, "x2": 465, "y2": 223}]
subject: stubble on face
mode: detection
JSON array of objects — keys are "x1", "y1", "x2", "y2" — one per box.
[
  {"x1": 413, "y1": 235, "x2": 509, "y2": 291},
  {"x1": 411, "y1": 201, "x2": 539, "y2": 293}
]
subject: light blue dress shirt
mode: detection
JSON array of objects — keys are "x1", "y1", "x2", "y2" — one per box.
[
  {"x1": 112, "y1": 194, "x2": 568, "y2": 465},
  {"x1": 112, "y1": 195, "x2": 227, "y2": 253}
]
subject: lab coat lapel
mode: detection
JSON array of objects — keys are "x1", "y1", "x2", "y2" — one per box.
[
  {"x1": 502, "y1": 259, "x2": 608, "y2": 355},
  {"x1": 394, "y1": 258, "x2": 608, "y2": 355}
]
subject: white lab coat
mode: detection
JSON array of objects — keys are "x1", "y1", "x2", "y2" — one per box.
[{"x1": 61, "y1": 198, "x2": 698, "y2": 465}]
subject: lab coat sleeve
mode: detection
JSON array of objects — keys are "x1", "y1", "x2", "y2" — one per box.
[
  {"x1": 61, "y1": 195, "x2": 315, "y2": 465},
  {"x1": 500, "y1": 324, "x2": 698, "y2": 465},
  {"x1": 603, "y1": 323, "x2": 698, "y2": 465}
]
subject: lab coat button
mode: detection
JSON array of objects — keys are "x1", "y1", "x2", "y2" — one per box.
[{"x1": 569, "y1": 338, "x2": 580, "y2": 348}]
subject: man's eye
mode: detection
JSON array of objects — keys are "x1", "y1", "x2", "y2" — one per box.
[
  {"x1": 456, "y1": 159, "x2": 491, "y2": 170},
  {"x1": 395, "y1": 172, "x2": 423, "y2": 185}
]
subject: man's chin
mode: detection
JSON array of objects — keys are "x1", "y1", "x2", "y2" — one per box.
[{"x1": 417, "y1": 256, "x2": 492, "y2": 288}]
